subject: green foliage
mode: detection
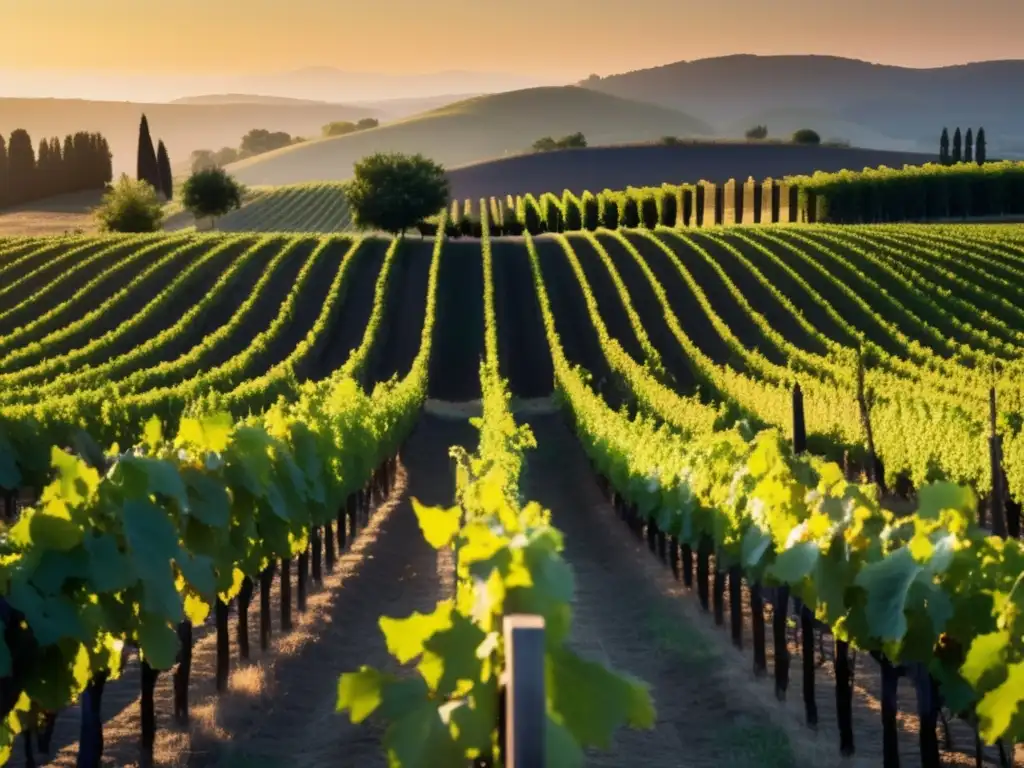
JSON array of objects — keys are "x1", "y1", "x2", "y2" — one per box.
[
  {"x1": 581, "y1": 191, "x2": 600, "y2": 230},
  {"x1": 344, "y1": 152, "x2": 450, "y2": 236},
  {"x1": 240, "y1": 128, "x2": 295, "y2": 157},
  {"x1": 531, "y1": 132, "x2": 587, "y2": 152},
  {"x1": 338, "y1": 210, "x2": 654, "y2": 765},
  {"x1": 181, "y1": 167, "x2": 245, "y2": 224},
  {"x1": 563, "y1": 191, "x2": 583, "y2": 231},
  {"x1": 791, "y1": 128, "x2": 821, "y2": 145},
  {"x1": 600, "y1": 194, "x2": 619, "y2": 229},
  {"x1": 622, "y1": 195, "x2": 640, "y2": 228},
  {"x1": 137, "y1": 114, "x2": 160, "y2": 191},
  {"x1": 940, "y1": 127, "x2": 950, "y2": 165},
  {"x1": 790, "y1": 161, "x2": 1024, "y2": 223},
  {"x1": 156, "y1": 140, "x2": 173, "y2": 200},
  {"x1": 976, "y1": 128, "x2": 987, "y2": 165},
  {"x1": 964, "y1": 128, "x2": 974, "y2": 164},
  {"x1": 94, "y1": 174, "x2": 165, "y2": 233},
  {"x1": 322, "y1": 118, "x2": 379, "y2": 138},
  {"x1": 639, "y1": 193, "x2": 659, "y2": 229},
  {"x1": 746, "y1": 124, "x2": 768, "y2": 140},
  {"x1": 658, "y1": 188, "x2": 678, "y2": 226},
  {"x1": 953, "y1": 128, "x2": 963, "y2": 163}
]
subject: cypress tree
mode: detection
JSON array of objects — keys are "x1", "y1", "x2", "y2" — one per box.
[
  {"x1": 137, "y1": 114, "x2": 160, "y2": 190},
  {"x1": 964, "y1": 128, "x2": 974, "y2": 164},
  {"x1": 7, "y1": 129, "x2": 36, "y2": 205},
  {"x1": 976, "y1": 127, "x2": 987, "y2": 165},
  {"x1": 156, "y1": 140, "x2": 173, "y2": 199},
  {"x1": 939, "y1": 128, "x2": 950, "y2": 165},
  {"x1": 98, "y1": 135, "x2": 113, "y2": 185},
  {"x1": 35, "y1": 139, "x2": 49, "y2": 198},
  {"x1": 952, "y1": 127, "x2": 962, "y2": 163},
  {"x1": 49, "y1": 137, "x2": 62, "y2": 193},
  {"x1": 0, "y1": 135, "x2": 7, "y2": 208}
]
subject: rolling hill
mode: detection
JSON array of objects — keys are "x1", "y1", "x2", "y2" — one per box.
[
  {"x1": 0, "y1": 98, "x2": 381, "y2": 177},
  {"x1": 581, "y1": 55, "x2": 1024, "y2": 156},
  {"x1": 224, "y1": 87, "x2": 714, "y2": 186},
  {"x1": 170, "y1": 94, "x2": 331, "y2": 106}
]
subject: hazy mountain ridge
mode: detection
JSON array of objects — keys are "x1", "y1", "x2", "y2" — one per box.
[{"x1": 581, "y1": 54, "x2": 1024, "y2": 155}]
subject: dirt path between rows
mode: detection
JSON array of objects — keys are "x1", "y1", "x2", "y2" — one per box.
[
  {"x1": 522, "y1": 413, "x2": 839, "y2": 768},
  {"x1": 34, "y1": 415, "x2": 473, "y2": 768}
]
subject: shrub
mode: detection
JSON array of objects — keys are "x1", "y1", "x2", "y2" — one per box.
[
  {"x1": 660, "y1": 136, "x2": 681, "y2": 146},
  {"x1": 542, "y1": 194, "x2": 562, "y2": 232},
  {"x1": 180, "y1": 167, "x2": 245, "y2": 226},
  {"x1": 745, "y1": 125, "x2": 768, "y2": 140},
  {"x1": 343, "y1": 152, "x2": 450, "y2": 236},
  {"x1": 459, "y1": 199, "x2": 474, "y2": 237},
  {"x1": 659, "y1": 190, "x2": 678, "y2": 226},
  {"x1": 639, "y1": 194, "x2": 659, "y2": 229},
  {"x1": 520, "y1": 196, "x2": 542, "y2": 235},
  {"x1": 600, "y1": 195, "x2": 619, "y2": 229},
  {"x1": 415, "y1": 220, "x2": 438, "y2": 239},
  {"x1": 94, "y1": 174, "x2": 164, "y2": 233},
  {"x1": 563, "y1": 191, "x2": 582, "y2": 231},
  {"x1": 581, "y1": 192, "x2": 600, "y2": 231},
  {"x1": 792, "y1": 128, "x2": 821, "y2": 145},
  {"x1": 622, "y1": 196, "x2": 640, "y2": 228},
  {"x1": 503, "y1": 202, "x2": 523, "y2": 236},
  {"x1": 532, "y1": 136, "x2": 558, "y2": 152}
]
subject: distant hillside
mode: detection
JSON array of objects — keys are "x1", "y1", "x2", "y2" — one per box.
[
  {"x1": 349, "y1": 93, "x2": 485, "y2": 120},
  {"x1": 582, "y1": 55, "x2": 1024, "y2": 156},
  {"x1": 0, "y1": 98, "x2": 381, "y2": 177},
  {"x1": 170, "y1": 94, "x2": 331, "y2": 106},
  {"x1": 443, "y1": 142, "x2": 936, "y2": 202},
  {"x1": 225, "y1": 86, "x2": 714, "y2": 186}
]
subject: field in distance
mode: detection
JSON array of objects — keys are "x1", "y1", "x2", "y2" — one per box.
[{"x1": 223, "y1": 86, "x2": 715, "y2": 186}]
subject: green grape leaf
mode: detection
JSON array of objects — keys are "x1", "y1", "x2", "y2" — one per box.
[
  {"x1": 337, "y1": 666, "x2": 387, "y2": 722},
  {"x1": 48, "y1": 447, "x2": 100, "y2": 507},
  {"x1": 961, "y1": 631, "x2": 1011, "y2": 690},
  {"x1": 84, "y1": 533, "x2": 135, "y2": 593},
  {"x1": 20, "y1": 504, "x2": 83, "y2": 552},
  {"x1": 121, "y1": 456, "x2": 189, "y2": 509},
  {"x1": 854, "y1": 547, "x2": 922, "y2": 641},
  {"x1": 741, "y1": 526, "x2": 773, "y2": 569},
  {"x1": 412, "y1": 499, "x2": 462, "y2": 549},
  {"x1": 123, "y1": 498, "x2": 180, "y2": 566},
  {"x1": 769, "y1": 541, "x2": 820, "y2": 585},
  {"x1": 545, "y1": 714, "x2": 586, "y2": 768},
  {"x1": 975, "y1": 660, "x2": 1024, "y2": 744},
  {"x1": 180, "y1": 468, "x2": 231, "y2": 529},
  {"x1": 176, "y1": 552, "x2": 216, "y2": 598},
  {"x1": 380, "y1": 603, "x2": 454, "y2": 664},
  {"x1": 177, "y1": 412, "x2": 234, "y2": 453},
  {"x1": 31, "y1": 548, "x2": 90, "y2": 596},
  {"x1": 383, "y1": 699, "x2": 462, "y2": 768},
  {"x1": 547, "y1": 646, "x2": 654, "y2": 749},
  {"x1": 7, "y1": 581, "x2": 86, "y2": 646},
  {"x1": 422, "y1": 613, "x2": 487, "y2": 697},
  {"x1": 137, "y1": 613, "x2": 180, "y2": 670},
  {"x1": 917, "y1": 482, "x2": 976, "y2": 522}
]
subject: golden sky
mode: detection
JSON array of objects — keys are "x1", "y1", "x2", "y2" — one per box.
[{"x1": 4, "y1": 0, "x2": 1022, "y2": 75}]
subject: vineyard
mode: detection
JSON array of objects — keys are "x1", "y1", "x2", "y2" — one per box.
[
  {"x1": 0, "y1": 218, "x2": 1023, "y2": 767},
  {"x1": 166, "y1": 182, "x2": 353, "y2": 233}
]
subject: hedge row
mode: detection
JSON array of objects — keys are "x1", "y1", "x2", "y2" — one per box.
[
  {"x1": 790, "y1": 161, "x2": 1024, "y2": 223},
  {"x1": 415, "y1": 180, "x2": 804, "y2": 237},
  {"x1": 413, "y1": 161, "x2": 1024, "y2": 236}
]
